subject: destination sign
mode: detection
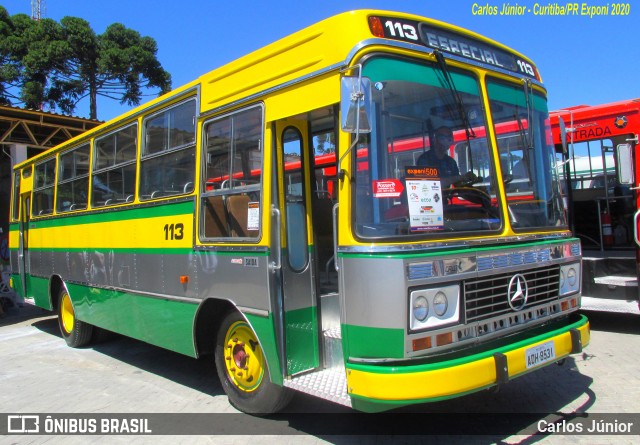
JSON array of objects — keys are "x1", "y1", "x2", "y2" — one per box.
[{"x1": 370, "y1": 16, "x2": 538, "y2": 80}]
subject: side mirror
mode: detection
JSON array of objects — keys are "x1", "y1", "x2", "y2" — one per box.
[
  {"x1": 340, "y1": 76, "x2": 372, "y2": 133},
  {"x1": 616, "y1": 143, "x2": 635, "y2": 185},
  {"x1": 558, "y1": 116, "x2": 568, "y2": 156}
]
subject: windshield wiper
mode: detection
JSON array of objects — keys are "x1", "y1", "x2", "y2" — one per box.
[
  {"x1": 514, "y1": 108, "x2": 530, "y2": 150},
  {"x1": 514, "y1": 107, "x2": 533, "y2": 181},
  {"x1": 434, "y1": 50, "x2": 476, "y2": 140},
  {"x1": 522, "y1": 78, "x2": 535, "y2": 149}
]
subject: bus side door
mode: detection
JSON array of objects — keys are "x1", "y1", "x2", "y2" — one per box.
[{"x1": 274, "y1": 119, "x2": 320, "y2": 376}]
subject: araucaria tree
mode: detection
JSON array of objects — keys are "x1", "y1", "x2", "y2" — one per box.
[{"x1": 0, "y1": 6, "x2": 172, "y2": 120}]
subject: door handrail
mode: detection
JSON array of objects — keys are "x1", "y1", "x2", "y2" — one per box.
[{"x1": 270, "y1": 205, "x2": 282, "y2": 271}]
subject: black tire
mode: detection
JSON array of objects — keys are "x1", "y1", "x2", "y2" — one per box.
[
  {"x1": 214, "y1": 310, "x2": 292, "y2": 415},
  {"x1": 57, "y1": 287, "x2": 93, "y2": 348}
]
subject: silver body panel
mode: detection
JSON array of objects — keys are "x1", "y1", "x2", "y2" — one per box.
[
  {"x1": 340, "y1": 241, "x2": 581, "y2": 330},
  {"x1": 25, "y1": 243, "x2": 273, "y2": 313}
]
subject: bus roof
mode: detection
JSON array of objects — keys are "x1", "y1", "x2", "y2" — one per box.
[
  {"x1": 14, "y1": 9, "x2": 538, "y2": 170},
  {"x1": 550, "y1": 98, "x2": 640, "y2": 145}
]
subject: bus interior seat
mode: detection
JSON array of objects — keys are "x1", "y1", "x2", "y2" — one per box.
[
  {"x1": 204, "y1": 196, "x2": 229, "y2": 237},
  {"x1": 227, "y1": 194, "x2": 258, "y2": 238}
]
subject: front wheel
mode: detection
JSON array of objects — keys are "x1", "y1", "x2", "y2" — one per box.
[
  {"x1": 214, "y1": 311, "x2": 291, "y2": 414},
  {"x1": 57, "y1": 287, "x2": 93, "y2": 348}
]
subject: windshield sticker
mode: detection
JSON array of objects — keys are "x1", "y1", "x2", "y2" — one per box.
[
  {"x1": 373, "y1": 179, "x2": 404, "y2": 198},
  {"x1": 405, "y1": 167, "x2": 444, "y2": 232}
]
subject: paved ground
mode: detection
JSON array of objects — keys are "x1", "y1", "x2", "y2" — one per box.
[{"x1": 0, "y1": 302, "x2": 638, "y2": 444}]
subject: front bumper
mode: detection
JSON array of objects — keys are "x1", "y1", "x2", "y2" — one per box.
[{"x1": 346, "y1": 314, "x2": 589, "y2": 410}]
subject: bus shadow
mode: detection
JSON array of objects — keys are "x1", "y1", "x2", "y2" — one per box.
[
  {"x1": 30, "y1": 316, "x2": 596, "y2": 443},
  {"x1": 581, "y1": 310, "x2": 640, "y2": 335},
  {"x1": 31, "y1": 317, "x2": 224, "y2": 398},
  {"x1": 0, "y1": 302, "x2": 53, "y2": 328},
  {"x1": 279, "y1": 356, "x2": 596, "y2": 443}
]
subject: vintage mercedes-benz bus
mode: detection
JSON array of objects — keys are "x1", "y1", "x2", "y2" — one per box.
[{"x1": 9, "y1": 10, "x2": 588, "y2": 413}]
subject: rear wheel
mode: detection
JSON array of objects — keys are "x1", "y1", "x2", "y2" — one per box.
[
  {"x1": 214, "y1": 311, "x2": 291, "y2": 414},
  {"x1": 57, "y1": 288, "x2": 93, "y2": 348}
]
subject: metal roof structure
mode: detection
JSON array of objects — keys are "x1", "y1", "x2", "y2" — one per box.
[{"x1": 0, "y1": 104, "x2": 102, "y2": 151}]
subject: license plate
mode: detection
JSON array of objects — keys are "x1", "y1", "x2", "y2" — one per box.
[{"x1": 525, "y1": 340, "x2": 556, "y2": 369}]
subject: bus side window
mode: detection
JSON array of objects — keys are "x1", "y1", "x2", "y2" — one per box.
[
  {"x1": 92, "y1": 124, "x2": 137, "y2": 207},
  {"x1": 140, "y1": 99, "x2": 196, "y2": 200},
  {"x1": 57, "y1": 143, "x2": 90, "y2": 213},
  {"x1": 33, "y1": 158, "x2": 56, "y2": 216}
]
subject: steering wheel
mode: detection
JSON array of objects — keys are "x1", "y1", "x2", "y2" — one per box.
[
  {"x1": 444, "y1": 186, "x2": 497, "y2": 218},
  {"x1": 453, "y1": 172, "x2": 482, "y2": 188}
]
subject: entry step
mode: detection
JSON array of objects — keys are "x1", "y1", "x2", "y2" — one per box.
[
  {"x1": 593, "y1": 275, "x2": 638, "y2": 287},
  {"x1": 581, "y1": 296, "x2": 640, "y2": 314},
  {"x1": 284, "y1": 368, "x2": 351, "y2": 407}
]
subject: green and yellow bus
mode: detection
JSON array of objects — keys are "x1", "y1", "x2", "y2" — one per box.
[{"x1": 9, "y1": 10, "x2": 589, "y2": 413}]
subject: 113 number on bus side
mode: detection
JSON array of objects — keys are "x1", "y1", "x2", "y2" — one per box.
[{"x1": 163, "y1": 223, "x2": 185, "y2": 241}]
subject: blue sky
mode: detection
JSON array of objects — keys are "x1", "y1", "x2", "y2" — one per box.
[{"x1": 4, "y1": 0, "x2": 638, "y2": 120}]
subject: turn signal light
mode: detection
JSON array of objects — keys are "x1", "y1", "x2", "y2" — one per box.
[
  {"x1": 179, "y1": 275, "x2": 189, "y2": 284},
  {"x1": 436, "y1": 332, "x2": 453, "y2": 347},
  {"x1": 412, "y1": 336, "x2": 432, "y2": 351}
]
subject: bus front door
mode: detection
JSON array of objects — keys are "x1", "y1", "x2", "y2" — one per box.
[{"x1": 274, "y1": 120, "x2": 320, "y2": 376}]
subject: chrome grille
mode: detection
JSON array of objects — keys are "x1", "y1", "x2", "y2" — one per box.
[{"x1": 464, "y1": 265, "x2": 560, "y2": 323}]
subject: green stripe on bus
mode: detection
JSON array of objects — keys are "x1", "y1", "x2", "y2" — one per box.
[
  {"x1": 28, "y1": 275, "x2": 52, "y2": 310},
  {"x1": 24, "y1": 274, "x2": 284, "y2": 378},
  {"x1": 285, "y1": 305, "x2": 320, "y2": 374},
  {"x1": 244, "y1": 312, "x2": 284, "y2": 386},
  {"x1": 20, "y1": 247, "x2": 270, "y2": 256},
  {"x1": 27, "y1": 199, "x2": 195, "y2": 228},
  {"x1": 343, "y1": 324, "x2": 405, "y2": 359},
  {"x1": 65, "y1": 282, "x2": 198, "y2": 357}
]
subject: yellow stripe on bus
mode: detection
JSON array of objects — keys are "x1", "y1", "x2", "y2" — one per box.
[{"x1": 28, "y1": 215, "x2": 193, "y2": 249}]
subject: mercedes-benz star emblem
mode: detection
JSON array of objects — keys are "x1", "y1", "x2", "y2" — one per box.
[{"x1": 507, "y1": 274, "x2": 528, "y2": 311}]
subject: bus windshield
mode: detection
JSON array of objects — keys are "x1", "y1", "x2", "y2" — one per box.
[
  {"x1": 488, "y1": 79, "x2": 567, "y2": 230},
  {"x1": 355, "y1": 56, "x2": 499, "y2": 239},
  {"x1": 353, "y1": 56, "x2": 566, "y2": 239}
]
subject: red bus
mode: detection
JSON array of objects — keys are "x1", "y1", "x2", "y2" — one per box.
[{"x1": 550, "y1": 99, "x2": 639, "y2": 315}]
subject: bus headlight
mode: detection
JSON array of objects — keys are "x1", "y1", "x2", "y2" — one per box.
[
  {"x1": 559, "y1": 263, "x2": 580, "y2": 296},
  {"x1": 409, "y1": 285, "x2": 460, "y2": 331},
  {"x1": 413, "y1": 296, "x2": 429, "y2": 321},
  {"x1": 433, "y1": 292, "x2": 448, "y2": 316}
]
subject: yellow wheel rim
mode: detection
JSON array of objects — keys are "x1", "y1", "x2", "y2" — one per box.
[
  {"x1": 60, "y1": 292, "x2": 75, "y2": 334},
  {"x1": 223, "y1": 320, "x2": 265, "y2": 392}
]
